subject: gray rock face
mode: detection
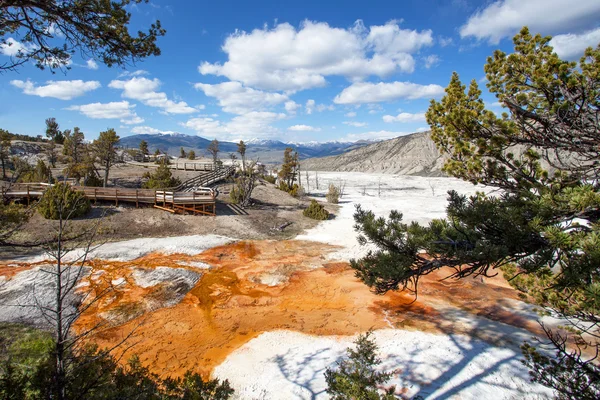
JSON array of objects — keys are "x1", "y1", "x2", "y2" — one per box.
[{"x1": 301, "y1": 131, "x2": 447, "y2": 176}]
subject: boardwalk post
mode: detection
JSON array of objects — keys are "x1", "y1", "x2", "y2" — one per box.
[
  {"x1": 115, "y1": 189, "x2": 118, "y2": 207},
  {"x1": 135, "y1": 190, "x2": 139, "y2": 208},
  {"x1": 94, "y1": 188, "x2": 97, "y2": 204}
]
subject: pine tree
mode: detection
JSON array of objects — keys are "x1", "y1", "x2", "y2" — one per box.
[
  {"x1": 351, "y1": 27, "x2": 600, "y2": 399},
  {"x1": 92, "y1": 128, "x2": 119, "y2": 187},
  {"x1": 207, "y1": 139, "x2": 220, "y2": 170},
  {"x1": 325, "y1": 331, "x2": 396, "y2": 400},
  {"x1": 0, "y1": 129, "x2": 10, "y2": 180}
]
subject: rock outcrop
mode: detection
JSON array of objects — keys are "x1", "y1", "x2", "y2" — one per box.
[{"x1": 302, "y1": 131, "x2": 446, "y2": 176}]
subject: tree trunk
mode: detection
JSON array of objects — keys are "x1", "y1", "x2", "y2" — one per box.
[
  {"x1": 55, "y1": 218, "x2": 66, "y2": 400},
  {"x1": 103, "y1": 162, "x2": 109, "y2": 187},
  {"x1": 1, "y1": 157, "x2": 5, "y2": 180}
]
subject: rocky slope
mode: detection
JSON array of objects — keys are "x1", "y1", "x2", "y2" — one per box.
[{"x1": 302, "y1": 131, "x2": 447, "y2": 176}]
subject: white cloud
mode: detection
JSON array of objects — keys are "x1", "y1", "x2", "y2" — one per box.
[
  {"x1": 199, "y1": 19, "x2": 433, "y2": 91},
  {"x1": 86, "y1": 59, "x2": 99, "y2": 70},
  {"x1": 194, "y1": 81, "x2": 288, "y2": 114},
  {"x1": 288, "y1": 124, "x2": 321, "y2": 132},
  {"x1": 285, "y1": 101, "x2": 301, "y2": 114},
  {"x1": 66, "y1": 101, "x2": 143, "y2": 124},
  {"x1": 117, "y1": 70, "x2": 149, "y2": 78},
  {"x1": 460, "y1": 0, "x2": 600, "y2": 44},
  {"x1": 439, "y1": 36, "x2": 453, "y2": 47},
  {"x1": 334, "y1": 81, "x2": 444, "y2": 104},
  {"x1": 424, "y1": 55, "x2": 440, "y2": 69},
  {"x1": 181, "y1": 111, "x2": 287, "y2": 141},
  {"x1": 10, "y1": 79, "x2": 100, "y2": 100},
  {"x1": 341, "y1": 130, "x2": 411, "y2": 142},
  {"x1": 109, "y1": 77, "x2": 196, "y2": 114},
  {"x1": 130, "y1": 126, "x2": 174, "y2": 135},
  {"x1": 316, "y1": 104, "x2": 335, "y2": 112},
  {"x1": 306, "y1": 99, "x2": 316, "y2": 114},
  {"x1": 0, "y1": 37, "x2": 36, "y2": 57},
  {"x1": 345, "y1": 111, "x2": 357, "y2": 117},
  {"x1": 343, "y1": 121, "x2": 368, "y2": 127},
  {"x1": 550, "y1": 27, "x2": 600, "y2": 59},
  {"x1": 383, "y1": 112, "x2": 426, "y2": 123}
]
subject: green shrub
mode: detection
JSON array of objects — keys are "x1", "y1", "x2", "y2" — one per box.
[
  {"x1": 326, "y1": 183, "x2": 340, "y2": 204},
  {"x1": 38, "y1": 182, "x2": 91, "y2": 220},
  {"x1": 83, "y1": 172, "x2": 103, "y2": 187},
  {"x1": 303, "y1": 200, "x2": 329, "y2": 220},
  {"x1": 229, "y1": 183, "x2": 244, "y2": 204},
  {"x1": 262, "y1": 175, "x2": 276, "y2": 184},
  {"x1": 279, "y1": 182, "x2": 301, "y2": 197},
  {"x1": 19, "y1": 160, "x2": 52, "y2": 183},
  {"x1": 142, "y1": 162, "x2": 181, "y2": 189}
]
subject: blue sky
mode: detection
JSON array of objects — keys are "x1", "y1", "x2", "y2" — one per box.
[{"x1": 1, "y1": 0, "x2": 599, "y2": 142}]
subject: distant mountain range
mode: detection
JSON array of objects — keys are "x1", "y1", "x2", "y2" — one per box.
[{"x1": 118, "y1": 133, "x2": 376, "y2": 163}]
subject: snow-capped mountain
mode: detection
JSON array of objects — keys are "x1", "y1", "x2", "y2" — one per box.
[{"x1": 118, "y1": 133, "x2": 379, "y2": 163}]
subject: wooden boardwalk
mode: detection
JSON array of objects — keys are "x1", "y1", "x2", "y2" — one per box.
[
  {"x1": 126, "y1": 161, "x2": 219, "y2": 172},
  {"x1": 1, "y1": 166, "x2": 235, "y2": 216}
]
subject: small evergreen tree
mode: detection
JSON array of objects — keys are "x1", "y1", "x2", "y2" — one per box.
[
  {"x1": 325, "y1": 331, "x2": 396, "y2": 400},
  {"x1": 142, "y1": 162, "x2": 181, "y2": 189},
  {"x1": 207, "y1": 139, "x2": 220, "y2": 169},
  {"x1": 237, "y1": 140, "x2": 247, "y2": 172},
  {"x1": 188, "y1": 150, "x2": 196, "y2": 160},
  {"x1": 179, "y1": 147, "x2": 186, "y2": 158},
  {"x1": 0, "y1": 129, "x2": 10, "y2": 180},
  {"x1": 303, "y1": 200, "x2": 329, "y2": 220},
  {"x1": 38, "y1": 183, "x2": 91, "y2": 220},
  {"x1": 327, "y1": 184, "x2": 341, "y2": 204},
  {"x1": 45, "y1": 118, "x2": 64, "y2": 144},
  {"x1": 92, "y1": 128, "x2": 119, "y2": 187},
  {"x1": 139, "y1": 140, "x2": 149, "y2": 159},
  {"x1": 20, "y1": 159, "x2": 52, "y2": 183}
]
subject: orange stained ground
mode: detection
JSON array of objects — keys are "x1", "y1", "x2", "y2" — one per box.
[{"x1": 0, "y1": 240, "x2": 541, "y2": 379}]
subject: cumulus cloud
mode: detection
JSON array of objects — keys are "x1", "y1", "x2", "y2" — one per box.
[
  {"x1": 194, "y1": 81, "x2": 288, "y2": 114},
  {"x1": 199, "y1": 19, "x2": 433, "y2": 91},
  {"x1": 0, "y1": 37, "x2": 36, "y2": 57},
  {"x1": 334, "y1": 81, "x2": 444, "y2": 104},
  {"x1": 109, "y1": 77, "x2": 196, "y2": 114},
  {"x1": 66, "y1": 101, "x2": 143, "y2": 124},
  {"x1": 424, "y1": 55, "x2": 440, "y2": 68},
  {"x1": 86, "y1": 59, "x2": 98, "y2": 70},
  {"x1": 288, "y1": 124, "x2": 321, "y2": 132},
  {"x1": 10, "y1": 79, "x2": 100, "y2": 100},
  {"x1": 343, "y1": 121, "x2": 368, "y2": 127},
  {"x1": 345, "y1": 111, "x2": 357, "y2": 117},
  {"x1": 285, "y1": 101, "x2": 301, "y2": 114},
  {"x1": 305, "y1": 100, "x2": 316, "y2": 114},
  {"x1": 550, "y1": 27, "x2": 600, "y2": 59},
  {"x1": 460, "y1": 0, "x2": 600, "y2": 44},
  {"x1": 181, "y1": 111, "x2": 287, "y2": 141},
  {"x1": 383, "y1": 112, "x2": 426, "y2": 123}
]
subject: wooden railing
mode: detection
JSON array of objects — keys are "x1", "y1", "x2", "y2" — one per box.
[
  {"x1": 174, "y1": 165, "x2": 235, "y2": 192},
  {"x1": 3, "y1": 183, "x2": 216, "y2": 207},
  {"x1": 125, "y1": 161, "x2": 217, "y2": 171}
]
